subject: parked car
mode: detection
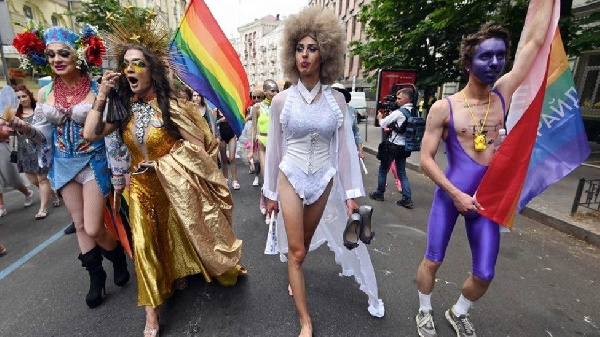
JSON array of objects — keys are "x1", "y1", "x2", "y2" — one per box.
[{"x1": 349, "y1": 91, "x2": 367, "y2": 122}]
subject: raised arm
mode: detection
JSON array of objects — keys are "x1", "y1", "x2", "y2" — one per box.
[
  {"x1": 495, "y1": 0, "x2": 554, "y2": 98},
  {"x1": 83, "y1": 71, "x2": 122, "y2": 142}
]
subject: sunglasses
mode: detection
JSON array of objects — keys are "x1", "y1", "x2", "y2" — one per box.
[
  {"x1": 252, "y1": 95, "x2": 265, "y2": 100},
  {"x1": 45, "y1": 49, "x2": 72, "y2": 58},
  {"x1": 122, "y1": 59, "x2": 147, "y2": 73}
]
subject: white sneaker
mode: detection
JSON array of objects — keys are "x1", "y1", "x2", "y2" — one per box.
[
  {"x1": 0, "y1": 208, "x2": 6, "y2": 217},
  {"x1": 24, "y1": 190, "x2": 34, "y2": 207},
  {"x1": 252, "y1": 177, "x2": 259, "y2": 186}
]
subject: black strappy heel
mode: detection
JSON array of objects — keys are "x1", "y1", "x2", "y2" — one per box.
[
  {"x1": 343, "y1": 213, "x2": 362, "y2": 250},
  {"x1": 359, "y1": 205, "x2": 375, "y2": 244}
]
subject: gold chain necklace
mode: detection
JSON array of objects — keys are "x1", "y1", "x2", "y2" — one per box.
[{"x1": 461, "y1": 90, "x2": 491, "y2": 151}]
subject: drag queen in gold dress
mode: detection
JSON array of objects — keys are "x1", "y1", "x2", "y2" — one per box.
[{"x1": 83, "y1": 16, "x2": 244, "y2": 337}]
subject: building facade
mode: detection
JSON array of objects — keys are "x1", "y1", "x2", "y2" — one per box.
[
  {"x1": 572, "y1": 0, "x2": 600, "y2": 141},
  {"x1": 0, "y1": 0, "x2": 188, "y2": 87},
  {"x1": 308, "y1": 0, "x2": 372, "y2": 91},
  {"x1": 234, "y1": 15, "x2": 285, "y2": 89}
]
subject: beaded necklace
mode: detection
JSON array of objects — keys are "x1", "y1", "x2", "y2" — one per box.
[
  {"x1": 132, "y1": 101, "x2": 156, "y2": 145},
  {"x1": 54, "y1": 75, "x2": 91, "y2": 109}
]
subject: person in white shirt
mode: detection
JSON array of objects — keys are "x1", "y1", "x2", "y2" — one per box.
[{"x1": 369, "y1": 88, "x2": 415, "y2": 209}]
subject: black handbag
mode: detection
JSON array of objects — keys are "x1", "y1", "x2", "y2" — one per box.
[
  {"x1": 10, "y1": 133, "x2": 17, "y2": 163},
  {"x1": 376, "y1": 140, "x2": 391, "y2": 161},
  {"x1": 376, "y1": 132, "x2": 399, "y2": 161}
]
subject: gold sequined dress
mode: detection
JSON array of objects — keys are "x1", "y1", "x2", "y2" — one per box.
[{"x1": 122, "y1": 98, "x2": 243, "y2": 307}]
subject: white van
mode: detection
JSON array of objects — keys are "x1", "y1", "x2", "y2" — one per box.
[{"x1": 349, "y1": 91, "x2": 367, "y2": 121}]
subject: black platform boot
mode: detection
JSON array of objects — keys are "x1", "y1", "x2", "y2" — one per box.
[
  {"x1": 101, "y1": 242, "x2": 130, "y2": 287},
  {"x1": 78, "y1": 246, "x2": 106, "y2": 308}
]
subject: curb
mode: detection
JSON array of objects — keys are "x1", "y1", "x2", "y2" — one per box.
[
  {"x1": 362, "y1": 144, "x2": 600, "y2": 247},
  {"x1": 520, "y1": 208, "x2": 600, "y2": 247}
]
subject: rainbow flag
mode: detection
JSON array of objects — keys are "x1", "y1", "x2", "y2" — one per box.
[
  {"x1": 170, "y1": 0, "x2": 250, "y2": 136},
  {"x1": 476, "y1": 0, "x2": 591, "y2": 230}
]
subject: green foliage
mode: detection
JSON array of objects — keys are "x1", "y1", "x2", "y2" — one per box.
[
  {"x1": 70, "y1": 0, "x2": 150, "y2": 33},
  {"x1": 351, "y1": 0, "x2": 528, "y2": 91},
  {"x1": 567, "y1": 10, "x2": 600, "y2": 54},
  {"x1": 70, "y1": 0, "x2": 121, "y2": 32}
]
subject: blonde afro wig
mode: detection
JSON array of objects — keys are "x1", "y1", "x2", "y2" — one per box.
[{"x1": 281, "y1": 6, "x2": 345, "y2": 85}]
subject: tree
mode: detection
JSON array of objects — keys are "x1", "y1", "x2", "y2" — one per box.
[
  {"x1": 351, "y1": 0, "x2": 527, "y2": 108},
  {"x1": 70, "y1": 0, "x2": 121, "y2": 32},
  {"x1": 70, "y1": 0, "x2": 150, "y2": 33}
]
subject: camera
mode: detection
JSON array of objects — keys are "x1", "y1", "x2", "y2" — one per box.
[
  {"x1": 380, "y1": 94, "x2": 397, "y2": 111},
  {"x1": 375, "y1": 94, "x2": 397, "y2": 126}
]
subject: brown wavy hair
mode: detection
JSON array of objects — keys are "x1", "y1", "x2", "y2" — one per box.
[
  {"x1": 281, "y1": 7, "x2": 345, "y2": 85},
  {"x1": 459, "y1": 23, "x2": 511, "y2": 75},
  {"x1": 12, "y1": 84, "x2": 37, "y2": 118},
  {"x1": 115, "y1": 44, "x2": 180, "y2": 139}
]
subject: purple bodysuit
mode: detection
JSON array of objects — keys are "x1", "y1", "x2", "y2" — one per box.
[{"x1": 425, "y1": 90, "x2": 505, "y2": 282}]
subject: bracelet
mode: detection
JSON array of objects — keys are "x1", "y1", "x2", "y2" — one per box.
[{"x1": 111, "y1": 175, "x2": 126, "y2": 186}]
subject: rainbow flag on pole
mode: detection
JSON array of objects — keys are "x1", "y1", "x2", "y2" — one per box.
[
  {"x1": 170, "y1": 0, "x2": 250, "y2": 136},
  {"x1": 476, "y1": 0, "x2": 591, "y2": 230}
]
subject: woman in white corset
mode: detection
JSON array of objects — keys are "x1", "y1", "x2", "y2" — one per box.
[{"x1": 263, "y1": 7, "x2": 384, "y2": 337}]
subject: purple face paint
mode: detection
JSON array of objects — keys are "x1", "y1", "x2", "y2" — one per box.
[{"x1": 470, "y1": 38, "x2": 507, "y2": 84}]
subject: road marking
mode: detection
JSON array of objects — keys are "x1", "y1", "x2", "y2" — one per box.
[
  {"x1": 384, "y1": 224, "x2": 426, "y2": 235},
  {"x1": 0, "y1": 225, "x2": 69, "y2": 282}
]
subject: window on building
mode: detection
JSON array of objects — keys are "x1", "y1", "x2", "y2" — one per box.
[
  {"x1": 578, "y1": 53, "x2": 600, "y2": 117},
  {"x1": 23, "y1": 5, "x2": 33, "y2": 20},
  {"x1": 51, "y1": 15, "x2": 59, "y2": 26}
]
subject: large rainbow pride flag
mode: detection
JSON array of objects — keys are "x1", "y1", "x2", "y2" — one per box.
[
  {"x1": 170, "y1": 0, "x2": 250, "y2": 136},
  {"x1": 476, "y1": 0, "x2": 591, "y2": 230}
]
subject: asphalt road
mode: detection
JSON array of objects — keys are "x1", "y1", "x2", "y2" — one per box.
[{"x1": 0, "y1": 154, "x2": 599, "y2": 336}]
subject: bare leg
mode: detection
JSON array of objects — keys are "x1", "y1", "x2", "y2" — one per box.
[
  {"x1": 280, "y1": 172, "x2": 333, "y2": 337},
  {"x1": 61, "y1": 182, "x2": 96, "y2": 253},
  {"x1": 82, "y1": 180, "x2": 116, "y2": 250},
  {"x1": 17, "y1": 184, "x2": 30, "y2": 196},
  {"x1": 416, "y1": 258, "x2": 442, "y2": 295},
  {"x1": 219, "y1": 143, "x2": 229, "y2": 180},
  {"x1": 144, "y1": 306, "x2": 160, "y2": 337},
  {"x1": 36, "y1": 174, "x2": 52, "y2": 213},
  {"x1": 461, "y1": 275, "x2": 490, "y2": 301},
  {"x1": 26, "y1": 173, "x2": 39, "y2": 188},
  {"x1": 228, "y1": 138, "x2": 238, "y2": 182},
  {"x1": 258, "y1": 143, "x2": 266, "y2": 181}
]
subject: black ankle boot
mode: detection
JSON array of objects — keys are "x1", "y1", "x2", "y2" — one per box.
[
  {"x1": 101, "y1": 242, "x2": 130, "y2": 287},
  {"x1": 78, "y1": 246, "x2": 106, "y2": 308}
]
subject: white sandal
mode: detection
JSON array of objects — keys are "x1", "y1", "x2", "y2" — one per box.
[{"x1": 143, "y1": 325, "x2": 159, "y2": 337}]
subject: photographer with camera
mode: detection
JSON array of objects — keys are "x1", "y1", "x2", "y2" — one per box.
[{"x1": 369, "y1": 88, "x2": 414, "y2": 209}]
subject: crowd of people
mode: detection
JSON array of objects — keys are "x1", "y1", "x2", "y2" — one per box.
[{"x1": 0, "y1": 1, "x2": 554, "y2": 336}]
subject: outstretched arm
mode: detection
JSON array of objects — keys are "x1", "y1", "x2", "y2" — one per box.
[{"x1": 495, "y1": 0, "x2": 554, "y2": 98}]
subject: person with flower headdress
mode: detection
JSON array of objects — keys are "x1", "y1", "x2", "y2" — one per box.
[
  {"x1": 83, "y1": 15, "x2": 245, "y2": 337},
  {"x1": 7, "y1": 24, "x2": 131, "y2": 309}
]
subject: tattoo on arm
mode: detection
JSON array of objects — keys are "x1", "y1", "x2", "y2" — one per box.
[{"x1": 94, "y1": 112, "x2": 106, "y2": 135}]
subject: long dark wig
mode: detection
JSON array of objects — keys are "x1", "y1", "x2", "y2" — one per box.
[
  {"x1": 12, "y1": 84, "x2": 37, "y2": 118},
  {"x1": 115, "y1": 44, "x2": 180, "y2": 139}
]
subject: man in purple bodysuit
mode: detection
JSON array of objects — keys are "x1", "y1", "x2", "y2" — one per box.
[{"x1": 414, "y1": 1, "x2": 553, "y2": 336}]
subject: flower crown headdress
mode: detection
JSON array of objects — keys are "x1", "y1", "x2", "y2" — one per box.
[{"x1": 12, "y1": 21, "x2": 106, "y2": 75}]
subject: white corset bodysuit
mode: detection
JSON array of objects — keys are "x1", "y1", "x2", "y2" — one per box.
[{"x1": 279, "y1": 92, "x2": 339, "y2": 205}]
